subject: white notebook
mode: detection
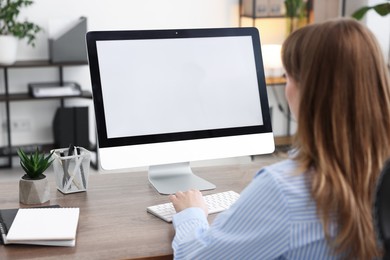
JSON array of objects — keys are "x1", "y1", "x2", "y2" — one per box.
[{"x1": 4, "y1": 208, "x2": 79, "y2": 247}]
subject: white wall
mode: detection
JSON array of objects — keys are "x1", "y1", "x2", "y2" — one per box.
[
  {"x1": 18, "y1": 0, "x2": 240, "y2": 60},
  {"x1": 366, "y1": 0, "x2": 390, "y2": 62},
  {"x1": 0, "y1": 0, "x2": 291, "y2": 155},
  {"x1": 0, "y1": 0, "x2": 388, "y2": 154},
  {"x1": 1, "y1": 0, "x2": 239, "y2": 148}
]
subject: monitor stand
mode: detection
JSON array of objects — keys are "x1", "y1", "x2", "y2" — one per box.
[{"x1": 148, "y1": 162, "x2": 216, "y2": 195}]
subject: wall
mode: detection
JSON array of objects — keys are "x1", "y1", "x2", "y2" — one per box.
[
  {"x1": 18, "y1": 0, "x2": 240, "y2": 60},
  {"x1": 0, "y1": 0, "x2": 240, "y2": 151},
  {"x1": 366, "y1": 0, "x2": 390, "y2": 62},
  {"x1": 0, "y1": 0, "x2": 388, "y2": 159},
  {"x1": 0, "y1": 0, "x2": 290, "y2": 157}
]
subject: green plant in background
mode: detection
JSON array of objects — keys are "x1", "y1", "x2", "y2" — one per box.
[
  {"x1": 284, "y1": 0, "x2": 307, "y2": 19},
  {"x1": 284, "y1": 0, "x2": 308, "y2": 33},
  {"x1": 0, "y1": 0, "x2": 41, "y2": 46},
  {"x1": 352, "y1": 0, "x2": 390, "y2": 20},
  {"x1": 17, "y1": 147, "x2": 54, "y2": 180}
]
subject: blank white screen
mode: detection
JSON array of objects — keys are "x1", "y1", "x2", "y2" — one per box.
[{"x1": 96, "y1": 36, "x2": 263, "y2": 138}]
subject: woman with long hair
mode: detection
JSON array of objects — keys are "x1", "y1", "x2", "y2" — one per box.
[{"x1": 169, "y1": 18, "x2": 390, "y2": 259}]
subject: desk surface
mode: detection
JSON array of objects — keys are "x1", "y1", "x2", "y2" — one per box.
[{"x1": 0, "y1": 155, "x2": 281, "y2": 260}]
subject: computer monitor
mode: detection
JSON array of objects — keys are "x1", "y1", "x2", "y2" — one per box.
[{"x1": 86, "y1": 27, "x2": 275, "y2": 194}]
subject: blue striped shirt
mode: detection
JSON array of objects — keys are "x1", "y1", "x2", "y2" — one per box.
[{"x1": 172, "y1": 159, "x2": 341, "y2": 259}]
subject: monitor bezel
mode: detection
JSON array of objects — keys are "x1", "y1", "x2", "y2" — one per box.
[{"x1": 86, "y1": 27, "x2": 272, "y2": 149}]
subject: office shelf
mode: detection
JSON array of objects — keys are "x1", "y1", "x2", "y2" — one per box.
[
  {"x1": 238, "y1": 0, "x2": 312, "y2": 146},
  {"x1": 238, "y1": 0, "x2": 286, "y2": 27},
  {"x1": 0, "y1": 91, "x2": 92, "y2": 102},
  {"x1": 0, "y1": 60, "x2": 88, "y2": 68},
  {"x1": 0, "y1": 60, "x2": 98, "y2": 169},
  {"x1": 265, "y1": 76, "x2": 292, "y2": 146},
  {"x1": 0, "y1": 143, "x2": 55, "y2": 156},
  {"x1": 266, "y1": 76, "x2": 286, "y2": 86},
  {"x1": 239, "y1": 0, "x2": 313, "y2": 27},
  {"x1": 240, "y1": 14, "x2": 285, "y2": 19}
]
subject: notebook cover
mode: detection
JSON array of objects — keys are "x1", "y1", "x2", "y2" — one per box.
[{"x1": 0, "y1": 205, "x2": 60, "y2": 245}]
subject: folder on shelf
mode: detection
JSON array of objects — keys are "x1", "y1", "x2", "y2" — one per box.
[
  {"x1": 53, "y1": 106, "x2": 90, "y2": 149},
  {"x1": 0, "y1": 206, "x2": 79, "y2": 247},
  {"x1": 49, "y1": 16, "x2": 88, "y2": 63},
  {"x1": 28, "y1": 82, "x2": 82, "y2": 98}
]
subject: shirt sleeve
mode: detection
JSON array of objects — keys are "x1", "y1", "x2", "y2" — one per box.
[{"x1": 171, "y1": 169, "x2": 291, "y2": 259}]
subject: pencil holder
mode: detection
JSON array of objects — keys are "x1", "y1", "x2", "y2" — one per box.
[{"x1": 52, "y1": 147, "x2": 90, "y2": 194}]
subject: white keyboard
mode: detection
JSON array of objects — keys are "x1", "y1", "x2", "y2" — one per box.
[{"x1": 147, "y1": 190, "x2": 240, "y2": 223}]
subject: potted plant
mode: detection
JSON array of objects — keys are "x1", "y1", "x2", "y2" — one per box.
[
  {"x1": 351, "y1": 1, "x2": 390, "y2": 20},
  {"x1": 284, "y1": 0, "x2": 309, "y2": 34},
  {"x1": 0, "y1": 0, "x2": 42, "y2": 65},
  {"x1": 17, "y1": 147, "x2": 54, "y2": 204}
]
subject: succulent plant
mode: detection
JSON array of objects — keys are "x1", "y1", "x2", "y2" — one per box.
[{"x1": 17, "y1": 147, "x2": 54, "y2": 180}]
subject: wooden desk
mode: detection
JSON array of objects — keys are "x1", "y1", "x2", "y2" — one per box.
[{"x1": 0, "y1": 156, "x2": 280, "y2": 259}]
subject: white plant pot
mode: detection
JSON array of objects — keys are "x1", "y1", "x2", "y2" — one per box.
[
  {"x1": 0, "y1": 35, "x2": 18, "y2": 65},
  {"x1": 19, "y1": 176, "x2": 50, "y2": 205}
]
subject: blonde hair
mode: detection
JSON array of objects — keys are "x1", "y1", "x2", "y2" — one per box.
[{"x1": 282, "y1": 18, "x2": 390, "y2": 259}]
